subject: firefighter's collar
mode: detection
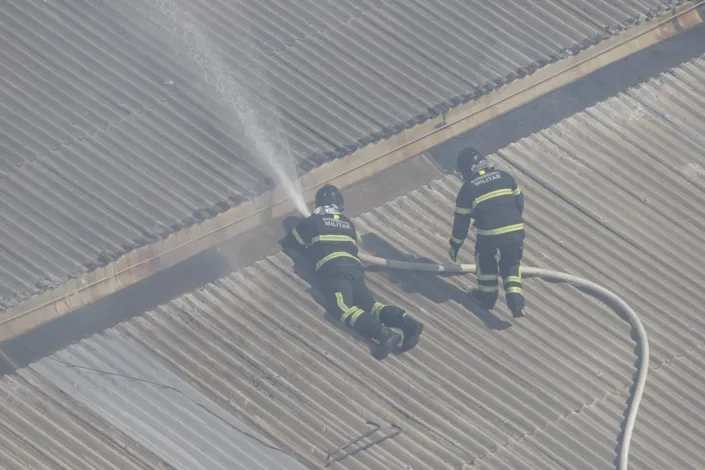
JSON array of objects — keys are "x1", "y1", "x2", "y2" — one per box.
[
  {"x1": 471, "y1": 160, "x2": 494, "y2": 174},
  {"x1": 313, "y1": 205, "x2": 341, "y2": 215}
]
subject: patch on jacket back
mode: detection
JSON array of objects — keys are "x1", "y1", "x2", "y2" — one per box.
[
  {"x1": 322, "y1": 215, "x2": 351, "y2": 229},
  {"x1": 471, "y1": 170, "x2": 501, "y2": 186}
]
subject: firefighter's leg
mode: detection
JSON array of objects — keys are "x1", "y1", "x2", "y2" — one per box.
[
  {"x1": 352, "y1": 273, "x2": 424, "y2": 353},
  {"x1": 470, "y1": 247, "x2": 500, "y2": 309},
  {"x1": 499, "y1": 241, "x2": 526, "y2": 318},
  {"x1": 328, "y1": 270, "x2": 401, "y2": 360}
]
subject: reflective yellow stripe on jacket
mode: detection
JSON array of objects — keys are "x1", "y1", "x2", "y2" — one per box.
[
  {"x1": 455, "y1": 187, "x2": 522, "y2": 215},
  {"x1": 472, "y1": 188, "x2": 513, "y2": 209},
  {"x1": 292, "y1": 228, "x2": 306, "y2": 245},
  {"x1": 308, "y1": 235, "x2": 357, "y2": 247}
]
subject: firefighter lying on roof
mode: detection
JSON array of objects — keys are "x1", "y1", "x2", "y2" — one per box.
[
  {"x1": 449, "y1": 147, "x2": 527, "y2": 318},
  {"x1": 285, "y1": 184, "x2": 424, "y2": 360}
]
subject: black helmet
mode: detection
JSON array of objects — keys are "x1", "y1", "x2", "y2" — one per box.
[
  {"x1": 315, "y1": 184, "x2": 344, "y2": 211},
  {"x1": 456, "y1": 147, "x2": 485, "y2": 179}
]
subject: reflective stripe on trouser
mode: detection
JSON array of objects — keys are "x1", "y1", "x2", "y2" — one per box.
[
  {"x1": 322, "y1": 267, "x2": 403, "y2": 339},
  {"x1": 370, "y1": 301, "x2": 406, "y2": 328},
  {"x1": 371, "y1": 301, "x2": 385, "y2": 320},
  {"x1": 335, "y1": 292, "x2": 366, "y2": 327},
  {"x1": 331, "y1": 291, "x2": 381, "y2": 339},
  {"x1": 498, "y1": 242, "x2": 525, "y2": 313},
  {"x1": 475, "y1": 223, "x2": 524, "y2": 236},
  {"x1": 473, "y1": 251, "x2": 499, "y2": 309},
  {"x1": 502, "y1": 266, "x2": 524, "y2": 312}
]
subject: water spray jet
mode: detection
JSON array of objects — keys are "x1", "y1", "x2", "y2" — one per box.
[{"x1": 149, "y1": 0, "x2": 311, "y2": 218}]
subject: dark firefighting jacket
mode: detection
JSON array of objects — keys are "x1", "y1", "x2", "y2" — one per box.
[
  {"x1": 451, "y1": 166, "x2": 524, "y2": 247},
  {"x1": 290, "y1": 208, "x2": 362, "y2": 273}
]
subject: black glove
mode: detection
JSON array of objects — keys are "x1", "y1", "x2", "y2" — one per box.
[{"x1": 448, "y1": 239, "x2": 463, "y2": 262}]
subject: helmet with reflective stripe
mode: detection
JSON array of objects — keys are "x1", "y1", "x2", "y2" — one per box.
[
  {"x1": 456, "y1": 147, "x2": 485, "y2": 179},
  {"x1": 315, "y1": 184, "x2": 344, "y2": 211}
]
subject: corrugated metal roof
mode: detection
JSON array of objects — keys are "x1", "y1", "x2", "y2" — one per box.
[
  {"x1": 2, "y1": 329, "x2": 308, "y2": 470},
  {"x1": 7, "y1": 52, "x2": 705, "y2": 469},
  {"x1": 0, "y1": 0, "x2": 689, "y2": 311},
  {"x1": 0, "y1": 368, "x2": 169, "y2": 469}
]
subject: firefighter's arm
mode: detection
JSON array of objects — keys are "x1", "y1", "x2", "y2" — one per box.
[
  {"x1": 512, "y1": 177, "x2": 524, "y2": 215},
  {"x1": 351, "y1": 222, "x2": 364, "y2": 251},
  {"x1": 449, "y1": 185, "x2": 473, "y2": 262},
  {"x1": 286, "y1": 217, "x2": 313, "y2": 251}
]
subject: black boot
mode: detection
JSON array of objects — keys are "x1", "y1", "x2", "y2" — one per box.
[
  {"x1": 469, "y1": 288, "x2": 497, "y2": 310},
  {"x1": 510, "y1": 306, "x2": 526, "y2": 319},
  {"x1": 507, "y1": 295, "x2": 526, "y2": 319},
  {"x1": 400, "y1": 316, "x2": 424, "y2": 353},
  {"x1": 372, "y1": 326, "x2": 401, "y2": 360}
]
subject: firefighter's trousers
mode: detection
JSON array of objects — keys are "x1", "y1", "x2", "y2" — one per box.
[
  {"x1": 318, "y1": 264, "x2": 405, "y2": 339},
  {"x1": 472, "y1": 236, "x2": 525, "y2": 313}
]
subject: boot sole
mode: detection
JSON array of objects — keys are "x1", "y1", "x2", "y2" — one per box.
[
  {"x1": 374, "y1": 332, "x2": 402, "y2": 360},
  {"x1": 512, "y1": 308, "x2": 526, "y2": 318},
  {"x1": 400, "y1": 323, "x2": 424, "y2": 353}
]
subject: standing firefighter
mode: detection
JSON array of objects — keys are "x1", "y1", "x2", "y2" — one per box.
[
  {"x1": 287, "y1": 184, "x2": 424, "y2": 360},
  {"x1": 448, "y1": 148, "x2": 527, "y2": 318}
]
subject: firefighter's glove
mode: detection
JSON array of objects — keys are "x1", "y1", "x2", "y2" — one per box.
[{"x1": 448, "y1": 239, "x2": 462, "y2": 263}]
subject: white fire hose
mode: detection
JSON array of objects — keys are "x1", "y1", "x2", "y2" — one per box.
[{"x1": 358, "y1": 252, "x2": 649, "y2": 470}]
